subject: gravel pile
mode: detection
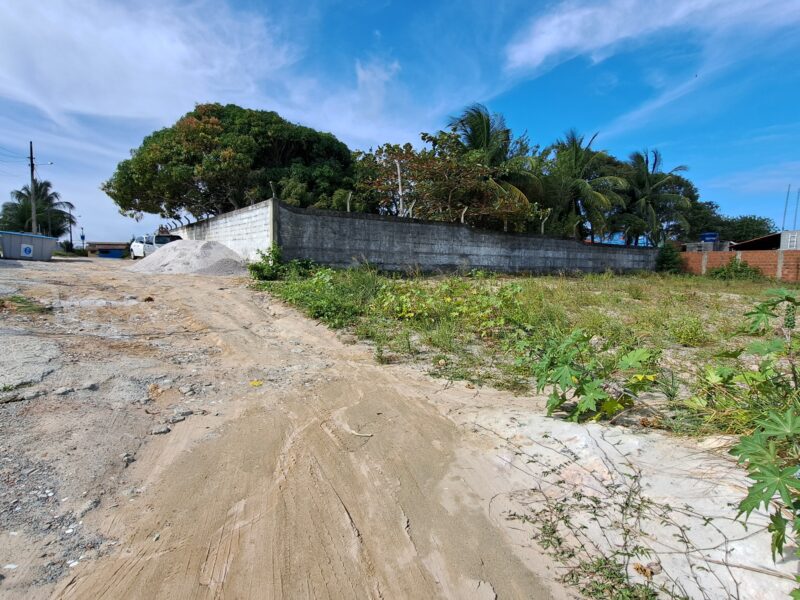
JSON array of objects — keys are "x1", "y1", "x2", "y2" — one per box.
[{"x1": 128, "y1": 240, "x2": 246, "y2": 276}]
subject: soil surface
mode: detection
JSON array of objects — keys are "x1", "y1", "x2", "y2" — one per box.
[
  {"x1": 0, "y1": 258, "x2": 566, "y2": 600},
  {"x1": 1, "y1": 258, "x2": 795, "y2": 600}
]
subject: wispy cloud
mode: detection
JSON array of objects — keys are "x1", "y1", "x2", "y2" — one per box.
[
  {"x1": 0, "y1": 0, "x2": 296, "y2": 124},
  {"x1": 505, "y1": 0, "x2": 800, "y2": 73},
  {"x1": 703, "y1": 161, "x2": 800, "y2": 196},
  {"x1": 506, "y1": 0, "x2": 800, "y2": 139}
]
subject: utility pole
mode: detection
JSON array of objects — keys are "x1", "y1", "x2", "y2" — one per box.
[
  {"x1": 28, "y1": 141, "x2": 37, "y2": 234},
  {"x1": 394, "y1": 159, "x2": 404, "y2": 217}
]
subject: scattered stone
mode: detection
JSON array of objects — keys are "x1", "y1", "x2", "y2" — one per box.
[
  {"x1": 174, "y1": 408, "x2": 193, "y2": 417},
  {"x1": 79, "y1": 382, "x2": 99, "y2": 391},
  {"x1": 121, "y1": 453, "x2": 135, "y2": 467},
  {"x1": 77, "y1": 497, "x2": 100, "y2": 518},
  {"x1": 168, "y1": 415, "x2": 185, "y2": 424},
  {"x1": 150, "y1": 425, "x2": 171, "y2": 435},
  {"x1": 53, "y1": 387, "x2": 74, "y2": 396},
  {"x1": 143, "y1": 296, "x2": 155, "y2": 302},
  {"x1": 647, "y1": 561, "x2": 663, "y2": 575},
  {"x1": 178, "y1": 385, "x2": 192, "y2": 394}
]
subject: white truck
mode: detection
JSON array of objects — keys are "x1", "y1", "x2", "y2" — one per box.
[{"x1": 129, "y1": 233, "x2": 182, "y2": 259}]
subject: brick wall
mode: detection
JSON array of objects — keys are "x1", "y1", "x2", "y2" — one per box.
[{"x1": 682, "y1": 250, "x2": 800, "y2": 281}]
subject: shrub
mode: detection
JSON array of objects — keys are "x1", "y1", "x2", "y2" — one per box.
[
  {"x1": 267, "y1": 266, "x2": 381, "y2": 328},
  {"x1": 249, "y1": 244, "x2": 316, "y2": 281},
  {"x1": 708, "y1": 257, "x2": 764, "y2": 281},
  {"x1": 655, "y1": 243, "x2": 682, "y2": 273}
]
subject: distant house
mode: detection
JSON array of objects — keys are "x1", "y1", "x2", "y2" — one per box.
[
  {"x1": 86, "y1": 241, "x2": 129, "y2": 259},
  {"x1": 730, "y1": 230, "x2": 799, "y2": 251}
]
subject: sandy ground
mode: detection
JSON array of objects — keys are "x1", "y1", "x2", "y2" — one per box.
[{"x1": 0, "y1": 258, "x2": 796, "y2": 599}]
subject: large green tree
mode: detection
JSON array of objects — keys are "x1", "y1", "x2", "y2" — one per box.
[
  {"x1": 1, "y1": 180, "x2": 75, "y2": 237},
  {"x1": 543, "y1": 130, "x2": 627, "y2": 239},
  {"x1": 446, "y1": 104, "x2": 544, "y2": 230},
  {"x1": 619, "y1": 149, "x2": 690, "y2": 245},
  {"x1": 103, "y1": 103, "x2": 354, "y2": 220},
  {"x1": 719, "y1": 215, "x2": 776, "y2": 242}
]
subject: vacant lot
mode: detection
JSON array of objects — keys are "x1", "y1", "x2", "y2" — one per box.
[
  {"x1": 1, "y1": 258, "x2": 796, "y2": 599},
  {"x1": 262, "y1": 267, "x2": 794, "y2": 423}
]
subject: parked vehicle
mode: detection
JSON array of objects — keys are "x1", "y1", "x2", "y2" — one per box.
[{"x1": 130, "y1": 233, "x2": 181, "y2": 259}]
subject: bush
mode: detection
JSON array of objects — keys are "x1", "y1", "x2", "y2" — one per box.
[
  {"x1": 266, "y1": 267, "x2": 381, "y2": 328},
  {"x1": 249, "y1": 244, "x2": 315, "y2": 281},
  {"x1": 655, "y1": 244, "x2": 682, "y2": 273},
  {"x1": 708, "y1": 257, "x2": 764, "y2": 281}
]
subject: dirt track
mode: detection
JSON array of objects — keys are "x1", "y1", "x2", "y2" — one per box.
[{"x1": 1, "y1": 259, "x2": 564, "y2": 599}]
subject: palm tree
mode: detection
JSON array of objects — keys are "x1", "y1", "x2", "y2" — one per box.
[
  {"x1": 446, "y1": 104, "x2": 542, "y2": 230},
  {"x1": 547, "y1": 130, "x2": 627, "y2": 239},
  {"x1": 623, "y1": 150, "x2": 689, "y2": 245},
  {"x1": 447, "y1": 103, "x2": 513, "y2": 167},
  {"x1": 1, "y1": 180, "x2": 75, "y2": 237}
]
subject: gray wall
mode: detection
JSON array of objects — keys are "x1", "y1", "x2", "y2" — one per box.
[
  {"x1": 172, "y1": 200, "x2": 656, "y2": 273},
  {"x1": 173, "y1": 201, "x2": 273, "y2": 261},
  {"x1": 276, "y1": 204, "x2": 656, "y2": 273}
]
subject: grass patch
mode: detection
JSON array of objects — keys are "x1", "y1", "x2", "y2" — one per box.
[
  {"x1": 254, "y1": 262, "x2": 792, "y2": 414},
  {"x1": 0, "y1": 295, "x2": 49, "y2": 314}
]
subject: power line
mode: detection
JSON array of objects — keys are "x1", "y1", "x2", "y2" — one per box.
[{"x1": 0, "y1": 145, "x2": 25, "y2": 158}]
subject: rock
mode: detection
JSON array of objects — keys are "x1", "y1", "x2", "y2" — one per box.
[
  {"x1": 54, "y1": 387, "x2": 74, "y2": 396},
  {"x1": 77, "y1": 497, "x2": 99, "y2": 518},
  {"x1": 178, "y1": 385, "x2": 192, "y2": 394},
  {"x1": 150, "y1": 425, "x2": 171, "y2": 435},
  {"x1": 79, "y1": 382, "x2": 99, "y2": 391},
  {"x1": 121, "y1": 453, "x2": 135, "y2": 467},
  {"x1": 174, "y1": 408, "x2": 193, "y2": 417},
  {"x1": 168, "y1": 415, "x2": 185, "y2": 424}
]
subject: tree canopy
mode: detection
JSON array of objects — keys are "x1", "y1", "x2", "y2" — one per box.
[
  {"x1": 105, "y1": 101, "x2": 776, "y2": 245},
  {"x1": 1, "y1": 180, "x2": 75, "y2": 237},
  {"x1": 103, "y1": 103, "x2": 354, "y2": 220}
]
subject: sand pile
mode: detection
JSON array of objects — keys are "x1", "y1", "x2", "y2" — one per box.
[{"x1": 128, "y1": 240, "x2": 247, "y2": 276}]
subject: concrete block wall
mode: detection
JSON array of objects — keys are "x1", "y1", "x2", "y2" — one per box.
[
  {"x1": 172, "y1": 201, "x2": 273, "y2": 261},
  {"x1": 276, "y1": 204, "x2": 656, "y2": 273},
  {"x1": 681, "y1": 250, "x2": 800, "y2": 281}
]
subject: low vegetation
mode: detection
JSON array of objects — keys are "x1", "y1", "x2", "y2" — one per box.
[
  {"x1": 252, "y1": 252, "x2": 799, "y2": 595},
  {"x1": 0, "y1": 294, "x2": 49, "y2": 314}
]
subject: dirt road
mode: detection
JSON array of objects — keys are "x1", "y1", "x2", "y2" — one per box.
[{"x1": 1, "y1": 259, "x2": 565, "y2": 599}]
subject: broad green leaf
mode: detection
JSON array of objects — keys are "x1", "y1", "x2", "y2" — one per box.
[
  {"x1": 731, "y1": 433, "x2": 777, "y2": 466},
  {"x1": 743, "y1": 463, "x2": 800, "y2": 513},
  {"x1": 745, "y1": 339, "x2": 785, "y2": 356},
  {"x1": 767, "y1": 511, "x2": 788, "y2": 562},
  {"x1": 618, "y1": 348, "x2": 652, "y2": 370},
  {"x1": 757, "y1": 408, "x2": 800, "y2": 439},
  {"x1": 551, "y1": 364, "x2": 580, "y2": 390}
]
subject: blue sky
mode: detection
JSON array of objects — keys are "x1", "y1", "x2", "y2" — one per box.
[{"x1": 1, "y1": 0, "x2": 799, "y2": 241}]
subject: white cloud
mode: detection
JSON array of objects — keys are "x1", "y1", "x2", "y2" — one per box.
[
  {"x1": 506, "y1": 0, "x2": 800, "y2": 73},
  {"x1": 0, "y1": 0, "x2": 295, "y2": 123}
]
